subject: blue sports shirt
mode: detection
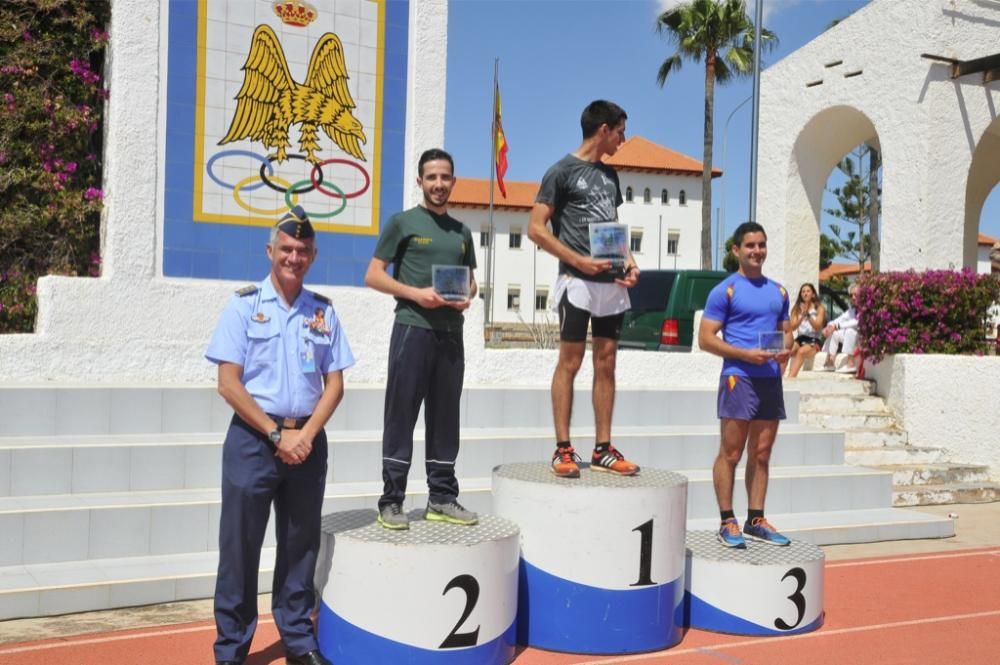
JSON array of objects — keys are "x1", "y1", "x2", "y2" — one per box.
[
  {"x1": 702, "y1": 273, "x2": 789, "y2": 378},
  {"x1": 206, "y1": 276, "x2": 356, "y2": 417}
]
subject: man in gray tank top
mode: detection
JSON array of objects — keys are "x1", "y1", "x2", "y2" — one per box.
[{"x1": 528, "y1": 100, "x2": 641, "y2": 479}]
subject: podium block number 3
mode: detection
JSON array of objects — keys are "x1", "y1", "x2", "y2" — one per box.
[
  {"x1": 439, "y1": 574, "x2": 481, "y2": 648},
  {"x1": 630, "y1": 519, "x2": 655, "y2": 587},
  {"x1": 774, "y1": 567, "x2": 807, "y2": 630}
]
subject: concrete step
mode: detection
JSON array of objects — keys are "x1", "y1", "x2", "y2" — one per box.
[
  {"x1": 0, "y1": 465, "x2": 890, "y2": 566},
  {"x1": 0, "y1": 386, "x2": 798, "y2": 435},
  {"x1": 893, "y1": 482, "x2": 1000, "y2": 506},
  {"x1": 888, "y1": 463, "x2": 992, "y2": 487},
  {"x1": 784, "y1": 375, "x2": 875, "y2": 395},
  {"x1": 798, "y1": 394, "x2": 890, "y2": 413},
  {"x1": 0, "y1": 505, "x2": 953, "y2": 621},
  {"x1": 0, "y1": 425, "x2": 844, "y2": 496},
  {"x1": 800, "y1": 411, "x2": 897, "y2": 429},
  {"x1": 844, "y1": 428, "x2": 909, "y2": 447},
  {"x1": 686, "y1": 506, "x2": 953, "y2": 546},
  {"x1": 845, "y1": 445, "x2": 948, "y2": 467}
]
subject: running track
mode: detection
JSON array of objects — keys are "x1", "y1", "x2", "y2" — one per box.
[{"x1": 2, "y1": 547, "x2": 998, "y2": 665}]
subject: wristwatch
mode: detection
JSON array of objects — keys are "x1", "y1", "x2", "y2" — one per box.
[{"x1": 268, "y1": 429, "x2": 282, "y2": 445}]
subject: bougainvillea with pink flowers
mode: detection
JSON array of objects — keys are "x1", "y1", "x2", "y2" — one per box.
[
  {"x1": 0, "y1": 1, "x2": 109, "y2": 332},
  {"x1": 855, "y1": 269, "x2": 1000, "y2": 363}
]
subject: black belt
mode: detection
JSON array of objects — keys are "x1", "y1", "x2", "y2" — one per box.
[{"x1": 267, "y1": 413, "x2": 311, "y2": 430}]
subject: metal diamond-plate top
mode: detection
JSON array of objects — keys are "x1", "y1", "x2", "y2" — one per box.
[
  {"x1": 493, "y1": 462, "x2": 687, "y2": 489},
  {"x1": 685, "y1": 530, "x2": 824, "y2": 564},
  {"x1": 320, "y1": 509, "x2": 519, "y2": 545}
]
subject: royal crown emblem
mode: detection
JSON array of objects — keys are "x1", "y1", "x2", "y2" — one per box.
[{"x1": 272, "y1": 0, "x2": 317, "y2": 28}]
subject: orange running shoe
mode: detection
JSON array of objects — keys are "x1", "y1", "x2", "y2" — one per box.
[
  {"x1": 550, "y1": 446, "x2": 582, "y2": 478},
  {"x1": 591, "y1": 445, "x2": 640, "y2": 476}
]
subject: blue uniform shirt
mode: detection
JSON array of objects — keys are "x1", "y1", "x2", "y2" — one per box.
[
  {"x1": 206, "y1": 276, "x2": 355, "y2": 417},
  {"x1": 702, "y1": 273, "x2": 789, "y2": 379}
]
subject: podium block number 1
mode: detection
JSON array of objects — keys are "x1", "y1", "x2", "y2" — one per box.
[
  {"x1": 439, "y1": 574, "x2": 481, "y2": 648},
  {"x1": 774, "y1": 567, "x2": 807, "y2": 630},
  {"x1": 630, "y1": 519, "x2": 655, "y2": 587}
]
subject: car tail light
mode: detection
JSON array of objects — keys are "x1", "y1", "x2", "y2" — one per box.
[{"x1": 660, "y1": 319, "x2": 679, "y2": 346}]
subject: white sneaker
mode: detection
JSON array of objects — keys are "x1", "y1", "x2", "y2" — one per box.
[
  {"x1": 836, "y1": 365, "x2": 857, "y2": 374},
  {"x1": 816, "y1": 365, "x2": 834, "y2": 372}
]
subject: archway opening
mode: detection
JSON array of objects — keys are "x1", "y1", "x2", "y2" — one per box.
[{"x1": 966, "y1": 116, "x2": 1000, "y2": 273}]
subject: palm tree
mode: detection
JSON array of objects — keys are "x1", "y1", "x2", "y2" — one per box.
[{"x1": 655, "y1": 0, "x2": 777, "y2": 269}]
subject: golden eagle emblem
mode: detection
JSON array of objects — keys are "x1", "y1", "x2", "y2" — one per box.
[{"x1": 219, "y1": 24, "x2": 366, "y2": 164}]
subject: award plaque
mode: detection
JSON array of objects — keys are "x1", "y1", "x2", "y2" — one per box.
[
  {"x1": 589, "y1": 222, "x2": 629, "y2": 277},
  {"x1": 432, "y1": 265, "x2": 471, "y2": 301},
  {"x1": 758, "y1": 331, "x2": 785, "y2": 353}
]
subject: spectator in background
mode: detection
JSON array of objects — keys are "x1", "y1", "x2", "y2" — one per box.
[
  {"x1": 820, "y1": 284, "x2": 860, "y2": 373},
  {"x1": 784, "y1": 283, "x2": 825, "y2": 378}
]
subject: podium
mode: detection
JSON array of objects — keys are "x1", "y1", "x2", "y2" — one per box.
[
  {"x1": 685, "y1": 530, "x2": 825, "y2": 635},
  {"x1": 315, "y1": 509, "x2": 520, "y2": 664},
  {"x1": 493, "y1": 463, "x2": 688, "y2": 654}
]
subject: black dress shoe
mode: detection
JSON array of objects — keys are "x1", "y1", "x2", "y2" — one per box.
[
  {"x1": 286, "y1": 651, "x2": 332, "y2": 665},
  {"x1": 216, "y1": 661, "x2": 242, "y2": 665}
]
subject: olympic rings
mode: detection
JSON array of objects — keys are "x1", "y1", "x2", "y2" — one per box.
[
  {"x1": 309, "y1": 159, "x2": 371, "y2": 200},
  {"x1": 259, "y1": 154, "x2": 322, "y2": 195},
  {"x1": 207, "y1": 150, "x2": 274, "y2": 192},
  {"x1": 285, "y1": 179, "x2": 347, "y2": 219},
  {"x1": 233, "y1": 175, "x2": 300, "y2": 215}
]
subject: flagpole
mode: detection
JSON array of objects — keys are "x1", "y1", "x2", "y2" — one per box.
[{"x1": 486, "y1": 58, "x2": 499, "y2": 333}]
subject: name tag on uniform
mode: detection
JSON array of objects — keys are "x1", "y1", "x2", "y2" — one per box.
[{"x1": 301, "y1": 338, "x2": 316, "y2": 373}]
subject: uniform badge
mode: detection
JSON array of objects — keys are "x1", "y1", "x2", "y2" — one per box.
[
  {"x1": 305, "y1": 307, "x2": 331, "y2": 335},
  {"x1": 253, "y1": 312, "x2": 270, "y2": 323}
]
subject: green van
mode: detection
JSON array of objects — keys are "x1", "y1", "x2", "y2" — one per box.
[{"x1": 619, "y1": 270, "x2": 727, "y2": 351}]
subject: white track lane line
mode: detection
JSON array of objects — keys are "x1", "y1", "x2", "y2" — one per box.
[
  {"x1": 0, "y1": 618, "x2": 275, "y2": 656},
  {"x1": 572, "y1": 610, "x2": 1000, "y2": 664}
]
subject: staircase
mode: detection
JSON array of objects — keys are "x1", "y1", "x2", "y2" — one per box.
[
  {"x1": 791, "y1": 370, "x2": 1000, "y2": 506},
  {"x1": 0, "y1": 383, "x2": 952, "y2": 620}
]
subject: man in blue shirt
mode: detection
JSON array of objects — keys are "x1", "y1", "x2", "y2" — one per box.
[
  {"x1": 206, "y1": 206, "x2": 354, "y2": 665},
  {"x1": 699, "y1": 221, "x2": 792, "y2": 549}
]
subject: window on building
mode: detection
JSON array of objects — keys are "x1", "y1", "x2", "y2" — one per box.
[
  {"x1": 643, "y1": 188, "x2": 651, "y2": 203},
  {"x1": 480, "y1": 227, "x2": 490, "y2": 248},
  {"x1": 630, "y1": 230, "x2": 643, "y2": 253},
  {"x1": 507, "y1": 286, "x2": 520, "y2": 311},
  {"x1": 679, "y1": 190, "x2": 687, "y2": 205},
  {"x1": 535, "y1": 289, "x2": 548, "y2": 311},
  {"x1": 667, "y1": 231, "x2": 680, "y2": 255},
  {"x1": 509, "y1": 226, "x2": 522, "y2": 249},
  {"x1": 661, "y1": 189, "x2": 669, "y2": 204},
  {"x1": 625, "y1": 186, "x2": 633, "y2": 203}
]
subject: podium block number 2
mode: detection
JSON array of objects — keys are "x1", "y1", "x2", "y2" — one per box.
[
  {"x1": 439, "y1": 574, "x2": 481, "y2": 649},
  {"x1": 774, "y1": 567, "x2": 807, "y2": 630}
]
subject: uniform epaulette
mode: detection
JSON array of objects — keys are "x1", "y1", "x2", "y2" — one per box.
[
  {"x1": 312, "y1": 291, "x2": 332, "y2": 306},
  {"x1": 235, "y1": 285, "x2": 258, "y2": 297}
]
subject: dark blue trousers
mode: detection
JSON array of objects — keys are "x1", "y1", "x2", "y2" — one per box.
[
  {"x1": 213, "y1": 415, "x2": 328, "y2": 662},
  {"x1": 379, "y1": 322, "x2": 464, "y2": 508}
]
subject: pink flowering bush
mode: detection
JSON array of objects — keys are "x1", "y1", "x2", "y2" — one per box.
[
  {"x1": 0, "y1": 1, "x2": 110, "y2": 333},
  {"x1": 856, "y1": 269, "x2": 1000, "y2": 363}
]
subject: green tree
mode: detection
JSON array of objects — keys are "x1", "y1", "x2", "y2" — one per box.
[
  {"x1": 824, "y1": 148, "x2": 880, "y2": 271},
  {"x1": 723, "y1": 236, "x2": 738, "y2": 272},
  {"x1": 655, "y1": 0, "x2": 777, "y2": 269},
  {"x1": 819, "y1": 233, "x2": 838, "y2": 270}
]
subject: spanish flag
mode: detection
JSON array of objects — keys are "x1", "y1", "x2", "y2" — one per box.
[{"x1": 494, "y1": 83, "x2": 509, "y2": 198}]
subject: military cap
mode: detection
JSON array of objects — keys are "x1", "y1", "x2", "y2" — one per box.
[{"x1": 275, "y1": 204, "x2": 315, "y2": 240}]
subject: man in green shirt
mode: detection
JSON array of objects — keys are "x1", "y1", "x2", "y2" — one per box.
[{"x1": 364, "y1": 148, "x2": 479, "y2": 529}]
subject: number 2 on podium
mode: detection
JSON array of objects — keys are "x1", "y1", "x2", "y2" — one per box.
[{"x1": 439, "y1": 574, "x2": 481, "y2": 648}]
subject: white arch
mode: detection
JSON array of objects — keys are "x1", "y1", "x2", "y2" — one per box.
[{"x1": 964, "y1": 118, "x2": 1000, "y2": 267}]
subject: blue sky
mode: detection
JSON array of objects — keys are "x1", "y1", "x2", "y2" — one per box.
[{"x1": 444, "y1": 0, "x2": 1000, "y2": 262}]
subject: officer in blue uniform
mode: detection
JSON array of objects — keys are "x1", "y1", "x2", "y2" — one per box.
[{"x1": 206, "y1": 205, "x2": 354, "y2": 665}]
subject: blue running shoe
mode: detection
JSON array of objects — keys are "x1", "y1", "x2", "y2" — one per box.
[
  {"x1": 743, "y1": 517, "x2": 791, "y2": 546},
  {"x1": 717, "y1": 518, "x2": 746, "y2": 549}
]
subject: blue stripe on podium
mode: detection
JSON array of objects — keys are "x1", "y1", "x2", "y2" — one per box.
[
  {"x1": 685, "y1": 591, "x2": 825, "y2": 635},
  {"x1": 517, "y1": 558, "x2": 684, "y2": 654},
  {"x1": 317, "y1": 602, "x2": 517, "y2": 664}
]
